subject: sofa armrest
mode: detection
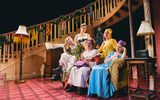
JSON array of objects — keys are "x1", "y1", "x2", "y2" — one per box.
[
  {"x1": 109, "y1": 58, "x2": 125, "y2": 90},
  {"x1": 109, "y1": 58, "x2": 125, "y2": 74}
]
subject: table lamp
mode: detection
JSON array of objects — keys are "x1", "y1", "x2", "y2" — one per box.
[{"x1": 137, "y1": 20, "x2": 154, "y2": 57}]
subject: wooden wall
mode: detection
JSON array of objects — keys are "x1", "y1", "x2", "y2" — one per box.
[{"x1": 0, "y1": 46, "x2": 46, "y2": 81}]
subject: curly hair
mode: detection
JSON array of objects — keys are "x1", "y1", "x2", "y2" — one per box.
[{"x1": 105, "y1": 28, "x2": 112, "y2": 35}]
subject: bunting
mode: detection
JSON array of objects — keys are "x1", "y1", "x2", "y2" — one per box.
[
  {"x1": 1, "y1": 3, "x2": 95, "y2": 44},
  {"x1": 0, "y1": 35, "x2": 13, "y2": 45},
  {"x1": 46, "y1": 22, "x2": 51, "y2": 36}
]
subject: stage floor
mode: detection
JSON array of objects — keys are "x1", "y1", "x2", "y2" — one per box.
[{"x1": 0, "y1": 78, "x2": 159, "y2": 100}]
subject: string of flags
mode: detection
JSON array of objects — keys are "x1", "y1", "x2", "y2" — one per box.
[{"x1": 1, "y1": 3, "x2": 95, "y2": 45}]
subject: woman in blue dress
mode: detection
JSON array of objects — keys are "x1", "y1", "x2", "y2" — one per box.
[{"x1": 88, "y1": 40, "x2": 127, "y2": 98}]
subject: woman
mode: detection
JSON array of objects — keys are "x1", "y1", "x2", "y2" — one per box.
[
  {"x1": 88, "y1": 40, "x2": 127, "y2": 98},
  {"x1": 59, "y1": 36, "x2": 85, "y2": 86},
  {"x1": 98, "y1": 28, "x2": 117, "y2": 59},
  {"x1": 59, "y1": 36, "x2": 85, "y2": 68},
  {"x1": 67, "y1": 38, "x2": 97, "y2": 95},
  {"x1": 59, "y1": 37, "x2": 76, "y2": 70},
  {"x1": 74, "y1": 23, "x2": 90, "y2": 47}
]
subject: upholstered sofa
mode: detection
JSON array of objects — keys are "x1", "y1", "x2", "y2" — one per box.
[
  {"x1": 109, "y1": 58, "x2": 128, "y2": 92},
  {"x1": 86, "y1": 58, "x2": 128, "y2": 97}
]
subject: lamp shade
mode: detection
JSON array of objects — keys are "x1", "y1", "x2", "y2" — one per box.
[
  {"x1": 15, "y1": 25, "x2": 28, "y2": 37},
  {"x1": 137, "y1": 20, "x2": 154, "y2": 36}
]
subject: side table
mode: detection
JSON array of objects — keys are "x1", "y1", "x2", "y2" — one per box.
[{"x1": 125, "y1": 58, "x2": 157, "y2": 100}]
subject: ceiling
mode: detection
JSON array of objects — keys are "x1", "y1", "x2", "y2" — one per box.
[{"x1": 0, "y1": 0, "x2": 94, "y2": 33}]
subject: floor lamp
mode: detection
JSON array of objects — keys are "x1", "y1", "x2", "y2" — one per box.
[
  {"x1": 14, "y1": 25, "x2": 29, "y2": 83},
  {"x1": 137, "y1": 20, "x2": 154, "y2": 57}
]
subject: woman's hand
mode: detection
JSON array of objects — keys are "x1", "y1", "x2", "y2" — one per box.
[
  {"x1": 121, "y1": 47, "x2": 127, "y2": 58},
  {"x1": 104, "y1": 53, "x2": 118, "y2": 63},
  {"x1": 110, "y1": 53, "x2": 118, "y2": 61},
  {"x1": 104, "y1": 57, "x2": 112, "y2": 63},
  {"x1": 123, "y1": 47, "x2": 127, "y2": 52}
]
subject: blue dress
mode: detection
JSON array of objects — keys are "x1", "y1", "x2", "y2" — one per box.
[{"x1": 88, "y1": 52, "x2": 122, "y2": 98}]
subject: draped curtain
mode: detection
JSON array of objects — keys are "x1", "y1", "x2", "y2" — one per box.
[{"x1": 153, "y1": 0, "x2": 160, "y2": 79}]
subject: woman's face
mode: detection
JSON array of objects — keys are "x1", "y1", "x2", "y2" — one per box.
[
  {"x1": 66, "y1": 37, "x2": 73, "y2": 45},
  {"x1": 80, "y1": 26, "x2": 87, "y2": 33},
  {"x1": 104, "y1": 30, "x2": 111, "y2": 39},
  {"x1": 116, "y1": 44, "x2": 124, "y2": 53},
  {"x1": 85, "y1": 40, "x2": 93, "y2": 49}
]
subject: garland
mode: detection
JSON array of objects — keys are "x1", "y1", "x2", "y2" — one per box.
[
  {"x1": 1, "y1": 3, "x2": 95, "y2": 43},
  {"x1": 51, "y1": 4, "x2": 94, "y2": 24},
  {"x1": 46, "y1": 22, "x2": 52, "y2": 35},
  {"x1": 0, "y1": 35, "x2": 12, "y2": 45},
  {"x1": 94, "y1": 27, "x2": 103, "y2": 46},
  {"x1": 27, "y1": 27, "x2": 38, "y2": 41},
  {"x1": 36, "y1": 24, "x2": 46, "y2": 33}
]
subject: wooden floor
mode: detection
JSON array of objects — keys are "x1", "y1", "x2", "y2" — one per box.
[{"x1": 0, "y1": 78, "x2": 160, "y2": 100}]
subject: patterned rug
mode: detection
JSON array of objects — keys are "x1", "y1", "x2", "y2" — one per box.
[{"x1": 0, "y1": 78, "x2": 159, "y2": 100}]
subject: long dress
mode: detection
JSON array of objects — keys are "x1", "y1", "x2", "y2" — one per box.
[
  {"x1": 88, "y1": 51, "x2": 122, "y2": 98},
  {"x1": 68, "y1": 49, "x2": 97, "y2": 88},
  {"x1": 60, "y1": 43, "x2": 85, "y2": 83},
  {"x1": 59, "y1": 53, "x2": 76, "y2": 70}
]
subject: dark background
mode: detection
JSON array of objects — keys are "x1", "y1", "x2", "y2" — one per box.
[
  {"x1": 1, "y1": 0, "x2": 153, "y2": 57},
  {"x1": 0, "y1": 0, "x2": 94, "y2": 33},
  {"x1": 111, "y1": 6, "x2": 145, "y2": 57}
]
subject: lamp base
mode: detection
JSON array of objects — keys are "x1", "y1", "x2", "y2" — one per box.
[{"x1": 15, "y1": 80, "x2": 26, "y2": 84}]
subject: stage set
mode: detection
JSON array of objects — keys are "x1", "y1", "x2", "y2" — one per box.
[{"x1": 0, "y1": 0, "x2": 160, "y2": 100}]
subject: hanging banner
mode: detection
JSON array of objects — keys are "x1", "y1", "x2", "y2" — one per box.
[
  {"x1": 46, "y1": 22, "x2": 51, "y2": 36},
  {"x1": 61, "y1": 20, "x2": 66, "y2": 30}
]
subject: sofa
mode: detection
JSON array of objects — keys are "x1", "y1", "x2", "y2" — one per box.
[{"x1": 109, "y1": 58, "x2": 128, "y2": 91}]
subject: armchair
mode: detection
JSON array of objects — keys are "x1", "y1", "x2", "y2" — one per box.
[
  {"x1": 109, "y1": 58, "x2": 128, "y2": 92},
  {"x1": 86, "y1": 58, "x2": 127, "y2": 90},
  {"x1": 86, "y1": 57, "x2": 128, "y2": 98}
]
